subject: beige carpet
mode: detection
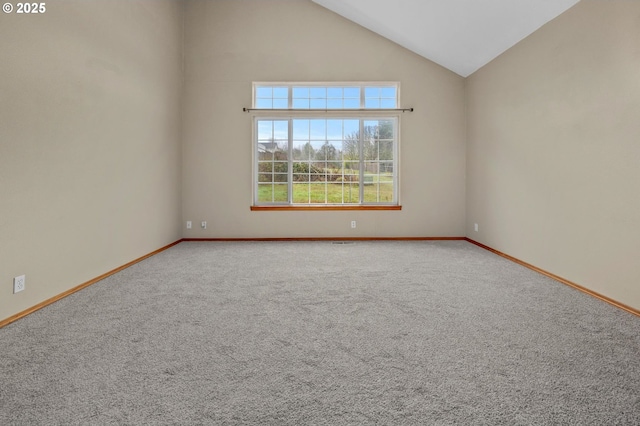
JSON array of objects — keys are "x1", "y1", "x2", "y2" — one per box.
[{"x1": 1, "y1": 241, "x2": 639, "y2": 425}]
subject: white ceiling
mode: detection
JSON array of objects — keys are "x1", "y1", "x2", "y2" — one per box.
[{"x1": 311, "y1": 0, "x2": 580, "y2": 77}]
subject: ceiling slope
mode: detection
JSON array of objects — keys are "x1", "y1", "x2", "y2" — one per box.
[{"x1": 312, "y1": 0, "x2": 580, "y2": 77}]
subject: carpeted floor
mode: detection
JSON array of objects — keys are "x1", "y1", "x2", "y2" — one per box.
[{"x1": 1, "y1": 240, "x2": 639, "y2": 425}]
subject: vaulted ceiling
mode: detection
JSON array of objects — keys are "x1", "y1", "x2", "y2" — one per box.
[{"x1": 311, "y1": 0, "x2": 580, "y2": 77}]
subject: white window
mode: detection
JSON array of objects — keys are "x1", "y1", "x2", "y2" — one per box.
[{"x1": 252, "y1": 83, "x2": 401, "y2": 208}]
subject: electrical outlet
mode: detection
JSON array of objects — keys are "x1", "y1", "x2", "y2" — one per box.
[
  {"x1": 201, "y1": 221, "x2": 207, "y2": 229},
  {"x1": 186, "y1": 221, "x2": 192, "y2": 229},
  {"x1": 351, "y1": 220, "x2": 356, "y2": 229},
  {"x1": 474, "y1": 223, "x2": 479, "y2": 232},
  {"x1": 13, "y1": 275, "x2": 25, "y2": 294}
]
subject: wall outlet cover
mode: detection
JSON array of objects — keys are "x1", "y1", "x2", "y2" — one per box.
[{"x1": 14, "y1": 275, "x2": 25, "y2": 294}]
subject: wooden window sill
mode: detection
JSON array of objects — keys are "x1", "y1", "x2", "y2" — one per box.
[{"x1": 251, "y1": 205, "x2": 402, "y2": 211}]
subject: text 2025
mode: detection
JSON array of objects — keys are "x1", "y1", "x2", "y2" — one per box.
[{"x1": 17, "y1": 3, "x2": 46, "y2": 13}]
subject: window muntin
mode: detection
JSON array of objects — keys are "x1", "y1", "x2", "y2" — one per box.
[
  {"x1": 253, "y1": 82, "x2": 399, "y2": 207},
  {"x1": 255, "y1": 117, "x2": 398, "y2": 206},
  {"x1": 254, "y1": 83, "x2": 398, "y2": 110},
  {"x1": 364, "y1": 87, "x2": 397, "y2": 109},
  {"x1": 255, "y1": 87, "x2": 288, "y2": 109}
]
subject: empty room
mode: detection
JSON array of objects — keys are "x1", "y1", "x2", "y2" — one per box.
[{"x1": 1, "y1": 0, "x2": 639, "y2": 424}]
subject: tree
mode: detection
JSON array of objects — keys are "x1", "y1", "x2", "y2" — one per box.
[
  {"x1": 301, "y1": 142, "x2": 315, "y2": 161},
  {"x1": 343, "y1": 121, "x2": 394, "y2": 174},
  {"x1": 315, "y1": 142, "x2": 341, "y2": 170}
]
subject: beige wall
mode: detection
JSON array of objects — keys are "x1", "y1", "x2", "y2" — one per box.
[
  {"x1": 466, "y1": 1, "x2": 640, "y2": 309},
  {"x1": 0, "y1": 0, "x2": 183, "y2": 322},
  {"x1": 5, "y1": 0, "x2": 635, "y2": 322},
  {"x1": 182, "y1": 0, "x2": 466, "y2": 239}
]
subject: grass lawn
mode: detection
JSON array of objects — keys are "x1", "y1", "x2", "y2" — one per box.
[{"x1": 257, "y1": 179, "x2": 393, "y2": 204}]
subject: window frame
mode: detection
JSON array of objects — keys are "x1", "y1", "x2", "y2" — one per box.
[
  {"x1": 251, "y1": 82, "x2": 402, "y2": 211},
  {"x1": 252, "y1": 81, "x2": 401, "y2": 111}
]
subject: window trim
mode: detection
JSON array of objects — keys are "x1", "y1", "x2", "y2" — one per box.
[
  {"x1": 251, "y1": 82, "x2": 403, "y2": 210},
  {"x1": 252, "y1": 81, "x2": 402, "y2": 111},
  {"x1": 250, "y1": 205, "x2": 402, "y2": 211},
  {"x1": 252, "y1": 115, "x2": 401, "y2": 208}
]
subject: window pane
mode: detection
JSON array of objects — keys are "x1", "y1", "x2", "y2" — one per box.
[
  {"x1": 365, "y1": 98, "x2": 380, "y2": 109},
  {"x1": 258, "y1": 120, "x2": 289, "y2": 142},
  {"x1": 273, "y1": 121, "x2": 288, "y2": 140},
  {"x1": 255, "y1": 98, "x2": 272, "y2": 109},
  {"x1": 310, "y1": 140, "x2": 325, "y2": 154},
  {"x1": 293, "y1": 141, "x2": 314, "y2": 161},
  {"x1": 272, "y1": 184, "x2": 289, "y2": 202},
  {"x1": 293, "y1": 182, "x2": 310, "y2": 203},
  {"x1": 308, "y1": 87, "x2": 327, "y2": 109},
  {"x1": 381, "y1": 87, "x2": 396, "y2": 98},
  {"x1": 342, "y1": 134, "x2": 358, "y2": 161},
  {"x1": 342, "y1": 161, "x2": 359, "y2": 174},
  {"x1": 343, "y1": 120, "x2": 359, "y2": 137},
  {"x1": 309, "y1": 183, "x2": 327, "y2": 203},
  {"x1": 255, "y1": 86, "x2": 289, "y2": 110},
  {"x1": 257, "y1": 183, "x2": 289, "y2": 203},
  {"x1": 309, "y1": 120, "x2": 326, "y2": 140},
  {"x1": 273, "y1": 87, "x2": 288, "y2": 98},
  {"x1": 257, "y1": 119, "x2": 290, "y2": 204},
  {"x1": 327, "y1": 99, "x2": 342, "y2": 109},
  {"x1": 253, "y1": 94, "x2": 398, "y2": 206},
  {"x1": 293, "y1": 87, "x2": 310, "y2": 98},
  {"x1": 365, "y1": 87, "x2": 380, "y2": 98},
  {"x1": 254, "y1": 84, "x2": 396, "y2": 110},
  {"x1": 291, "y1": 118, "x2": 356, "y2": 205},
  {"x1": 364, "y1": 162, "x2": 380, "y2": 174},
  {"x1": 293, "y1": 99, "x2": 309, "y2": 109},
  {"x1": 378, "y1": 120, "x2": 395, "y2": 138},
  {"x1": 316, "y1": 142, "x2": 339, "y2": 162},
  {"x1": 365, "y1": 86, "x2": 397, "y2": 109},
  {"x1": 258, "y1": 173, "x2": 272, "y2": 183},
  {"x1": 310, "y1": 99, "x2": 327, "y2": 109},
  {"x1": 344, "y1": 87, "x2": 359, "y2": 98},
  {"x1": 310, "y1": 87, "x2": 326, "y2": 98},
  {"x1": 273, "y1": 98, "x2": 288, "y2": 109},
  {"x1": 340, "y1": 168, "x2": 360, "y2": 204},
  {"x1": 344, "y1": 98, "x2": 360, "y2": 109},
  {"x1": 293, "y1": 120, "x2": 309, "y2": 139},
  {"x1": 364, "y1": 182, "x2": 394, "y2": 203},
  {"x1": 257, "y1": 184, "x2": 272, "y2": 202},
  {"x1": 256, "y1": 87, "x2": 272, "y2": 98},
  {"x1": 327, "y1": 87, "x2": 342, "y2": 98},
  {"x1": 258, "y1": 121, "x2": 273, "y2": 140},
  {"x1": 257, "y1": 160, "x2": 288, "y2": 173},
  {"x1": 273, "y1": 172, "x2": 288, "y2": 182},
  {"x1": 379, "y1": 140, "x2": 393, "y2": 161},
  {"x1": 380, "y1": 98, "x2": 396, "y2": 109},
  {"x1": 327, "y1": 120, "x2": 343, "y2": 140},
  {"x1": 380, "y1": 162, "x2": 394, "y2": 176}
]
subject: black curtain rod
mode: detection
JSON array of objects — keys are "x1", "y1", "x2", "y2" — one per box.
[{"x1": 243, "y1": 107, "x2": 414, "y2": 113}]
